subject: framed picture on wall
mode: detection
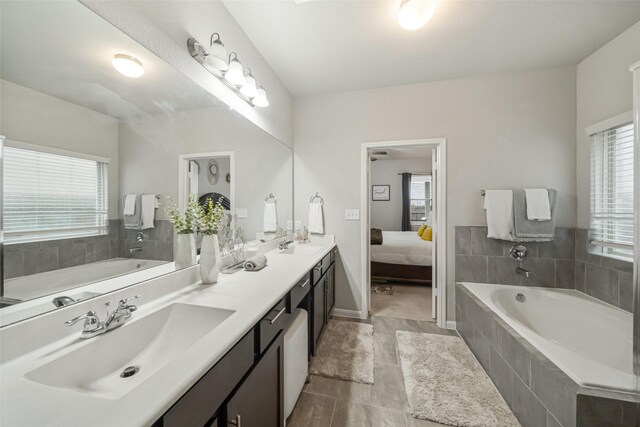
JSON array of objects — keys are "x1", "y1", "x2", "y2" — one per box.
[{"x1": 372, "y1": 185, "x2": 390, "y2": 201}]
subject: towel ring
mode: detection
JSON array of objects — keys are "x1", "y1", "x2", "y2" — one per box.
[
  {"x1": 265, "y1": 193, "x2": 277, "y2": 204},
  {"x1": 310, "y1": 192, "x2": 324, "y2": 205}
]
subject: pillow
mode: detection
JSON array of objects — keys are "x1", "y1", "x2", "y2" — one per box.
[
  {"x1": 421, "y1": 227, "x2": 433, "y2": 241},
  {"x1": 417, "y1": 224, "x2": 427, "y2": 236}
]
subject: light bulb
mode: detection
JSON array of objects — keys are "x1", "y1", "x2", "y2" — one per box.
[
  {"x1": 253, "y1": 86, "x2": 269, "y2": 107},
  {"x1": 398, "y1": 0, "x2": 436, "y2": 30},
  {"x1": 240, "y1": 73, "x2": 258, "y2": 98},
  {"x1": 112, "y1": 54, "x2": 144, "y2": 78},
  {"x1": 207, "y1": 34, "x2": 228, "y2": 71},
  {"x1": 225, "y1": 53, "x2": 246, "y2": 86}
]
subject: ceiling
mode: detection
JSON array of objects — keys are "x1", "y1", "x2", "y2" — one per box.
[
  {"x1": 1, "y1": 1, "x2": 220, "y2": 120},
  {"x1": 370, "y1": 146, "x2": 433, "y2": 160},
  {"x1": 222, "y1": 0, "x2": 640, "y2": 98}
]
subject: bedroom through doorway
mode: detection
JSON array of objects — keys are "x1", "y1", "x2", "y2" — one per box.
[{"x1": 364, "y1": 141, "x2": 442, "y2": 324}]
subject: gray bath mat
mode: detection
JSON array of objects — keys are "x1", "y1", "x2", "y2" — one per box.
[
  {"x1": 371, "y1": 285, "x2": 394, "y2": 295},
  {"x1": 309, "y1": 320, "x2": 374, "y2": 384},
  {"x1": 396, "y1": 331, "x2": 520, "y2": 427}
]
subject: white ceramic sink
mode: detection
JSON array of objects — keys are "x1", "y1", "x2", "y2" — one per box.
[
  {"x1": 25, "y1": 303, "x2": 234, "y2": 399},
  {"x1": 279, "y1": 245, "x2": 323, "y2": 255}
]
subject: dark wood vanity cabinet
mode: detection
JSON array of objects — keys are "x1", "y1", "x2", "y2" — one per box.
[
  {"x1": 312, "y1": 276, "x2": 325, "y2": 352},
  {"x1": 325, "y1": 264, "x2": 335, "y2": 321},
  {"x1": 310, "y1": 248, "x2": 337, "y2": 356}
]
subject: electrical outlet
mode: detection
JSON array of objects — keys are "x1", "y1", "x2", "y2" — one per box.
[
  {"x1": 286, "y1": 220, "x2": 293, "y2": 230},
  {"x1": 345, "y1": 209, "x2": 360, "y2": 220},
  {"x1": 236, "y1": 208, "x2": 248, "y2": 218}
]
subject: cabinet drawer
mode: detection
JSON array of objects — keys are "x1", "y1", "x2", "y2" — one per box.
[
  {"x1": 257, "y1": 298, "x2": 288, "y2": 354},
  {"x1": 330, "y1": 247, "x2": 337, "y2": 265},
  {"x1": 163, "y1": 330, "x2": 254, "y2": 427},
  {"x1": 290, "y1": 273, "x2": 311, "y2": 309},
  {"x1": 321, "y1": 253, "x2": 332, "y2": 276},
  {"x1": 311, "y1": 261, "x2": 323, "y2": 285}
]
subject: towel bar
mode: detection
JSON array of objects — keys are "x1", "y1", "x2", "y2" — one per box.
[
  {"x1": 310, "y1": 192, "x2": 324, "y2": 204},
  {"x1": 265, "y1": 193, "x2": 277, "y2": 204}
]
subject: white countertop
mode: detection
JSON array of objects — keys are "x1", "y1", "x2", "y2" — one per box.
[{"x1": 0, "y1": 238, "x2": 336, "y2": 427}]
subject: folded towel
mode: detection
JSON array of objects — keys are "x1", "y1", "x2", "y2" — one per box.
[
  {"x1": 371, "y1": 228, "x2": 383, "y2": 245},
  {"x1": 525, "y1": 188, "x2": 551, "y2": 221},
  {"x1": 309, "y1": 202, "x2": 324, "y2": 234},
  {"x1": 140, "y1": 194, "x2": 156, "y2": 230},
  {"x1": 484, "y1": 190, "x2": 515, "y2": 240},
  {"x1": 244, "y1": 254, "x2": 267, "y2": 271},
  {"x1": 189, "y1": 161, "x2": 199, "y2": 196},
  {"x1": 263, "y1": 201, "x2": 278, "y2": 233},
  {"x1": 123, "y1": 195, "x2": 142, "y2": 229},
  {"x1": 124, "y1": 194, "x2": 137, "y2": 216},
  {"x1": 514, "y1": 189, "x2": 557, "y2": 241}
]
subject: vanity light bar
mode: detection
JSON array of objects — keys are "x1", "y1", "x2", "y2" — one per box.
[{"x1": 187, "y1": 37, "x2": 267, "y2": 108}]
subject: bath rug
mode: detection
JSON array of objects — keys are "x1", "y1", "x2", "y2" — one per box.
[
  {"x1": 396, "y1": 331, "x2": 520, "y2": 427},
  {"x1": 371, "y1": 285, "x2": 394, "y2": 295},
  {"x1": 309, "y1": 320, "x2": 374, "y2": 384}
]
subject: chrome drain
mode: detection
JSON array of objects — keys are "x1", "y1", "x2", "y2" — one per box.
[
  {"x1": 120, "y1": 366, "x2": 140, "y2": 378},
  {"x1": 515, "y1": 293, "x2": 526, "y2": 303}
]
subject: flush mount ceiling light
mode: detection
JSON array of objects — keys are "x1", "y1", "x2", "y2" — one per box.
[
  {"x1": 225, "y1": 52, "x2": 246, "y2": 86},
  {"x1": 398, "y1": 0, "x2": 437, "y2": 30},
  {"x1": 112, "y1": 54, "x2": 144, "y2": 78},
  {"x1": 206, "y1": 33, "x2": 228, "y2": 71},
  {"x1": 252, "y1": 82, "x2": 269, "y2": 107},
  {"x1": 240, "y1": 69, "x2": 258, "y2": 98}
]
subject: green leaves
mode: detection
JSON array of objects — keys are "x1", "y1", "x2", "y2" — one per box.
[
  {"x1": 195, "y1": 197, "x2": 226, "y2": 236},
  {"x1": 160, "y1": 195, "x2": 200, "y2": 234}
]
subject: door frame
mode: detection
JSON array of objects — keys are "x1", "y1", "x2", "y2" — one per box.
[{"x1": 360, "y1": 138, "x2": 448, "y2": 329}]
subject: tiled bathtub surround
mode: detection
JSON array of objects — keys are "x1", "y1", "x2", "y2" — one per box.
[
  {"x1": 3, "y1": 220, "x2": 174, "y2": 280},
  {"x1": 455, "y1": 226, "x2": 634, "y2": 312},
  {"x1": 456, "y1": 284, "x2": 639, "y2": 427}
]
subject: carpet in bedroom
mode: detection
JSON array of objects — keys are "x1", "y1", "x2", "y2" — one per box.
[{"x1": 371, "y1": 284, "x2": 434, "y2": 322}]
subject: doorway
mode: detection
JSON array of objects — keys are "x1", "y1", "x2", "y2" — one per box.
[{"x1": 360, "y1": 139, "x2": 447, "y2": 329}]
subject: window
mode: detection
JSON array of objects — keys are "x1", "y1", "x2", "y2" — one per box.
[
  {"x1": 3, "y1": 143, "x2": 109, "y2": 244},
  {"x1": 410, "y1": 174, "x2": 432, "y2": 224},
  {"x1": 590, "y1": 122, "x2": 634, "y2": 260}
]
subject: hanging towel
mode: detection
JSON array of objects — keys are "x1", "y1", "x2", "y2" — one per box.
[
  {"x1": 525, "y1": 188, "x2": 551, "y2": 221},
  {"x1": 140, "y1": 194, "x2": 157, "y2": 230},
  {"x1": 244, "y1": 254, "x2": 268, "y2": 271},
  {"x1": 263, "y1": 201, "x2": 278, "y2": 233},
  {"x1": 309, "y1": 202, "x2": 324, "y2": 234},
  {"x1": 124, "y1": 194, "x2": 137, "y2": 216},
  {"x1": 189, "y1": 161, "x2": 199, "y2": 197},
  {"x1": 514, "y1": 189, "x2": 557, "y2": 241},
  {"x1": 484, "y1": 190, "x2": 515, "y2": 240},
  {"x1": 123, "y1": 195, "x2": 142, "y2": 229}
]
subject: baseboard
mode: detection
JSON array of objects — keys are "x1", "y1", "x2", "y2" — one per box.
[
  {"x1": 446, "y1": 320, "x2": 457, "y2": 330},
  {"x1": 332, "y1": 308, "x2": 368, "y2": 320}
]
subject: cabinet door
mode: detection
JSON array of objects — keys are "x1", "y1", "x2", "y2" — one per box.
[
  {"x1": 225, "y1": 333, "x2": 284, "y2": 427},
  {"x1": 326, "y1": 265, "x2": 335, "y2": 318},
  {"x1": 312, "y1": 277, "x2": 325, "y2": 354}
]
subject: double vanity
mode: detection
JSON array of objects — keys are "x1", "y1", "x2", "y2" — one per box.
[{"x1": 0, "y1": 238, "x2": 337, "y2": 426}]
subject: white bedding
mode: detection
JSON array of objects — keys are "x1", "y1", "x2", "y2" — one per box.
[{"x1": 370, "y1": 231, "x2": 433, "y2": 266}]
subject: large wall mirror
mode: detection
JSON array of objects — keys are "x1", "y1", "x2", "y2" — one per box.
[{"x1": 0, "y1": 1, "x2": 293, "y2": 326}]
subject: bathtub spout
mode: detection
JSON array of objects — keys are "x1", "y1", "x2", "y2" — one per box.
[{"x1": 516, "y1": 267, "x2": 531, "y2": 278}]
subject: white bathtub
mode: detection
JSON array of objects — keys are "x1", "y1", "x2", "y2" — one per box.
[
  {"x1": 462, "y1": 282, "x2": 636, "y2": 393},
  {"x1": 4, "y1": 258, "x2": 167, "y2": 301}
]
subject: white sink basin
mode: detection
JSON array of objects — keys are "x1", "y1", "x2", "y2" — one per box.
[
  {"x1": 279, "y1": 245, "x2": 323, "y2": 255},
  {"x1": 25, "y1": 303, "x2": 234, "y2": 399}
]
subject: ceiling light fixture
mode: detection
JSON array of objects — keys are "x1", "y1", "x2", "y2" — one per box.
[
  {"x1": 206, "y1": 33, "x2": 228, "y2": 71},
  {"x1": 253, "y1": 82, "x2": 269, "y2": 107},
  {"x1": 240, "y1": 69, "x2": 258, "y2": 98},
  {"x1": 398, "y1": 0, "x2": 437, "y2": 30},
  {"x1": 225, "y1": 52, "x2": 246, "y2": 86},
  {"x1": 112, "y1": 54, "x2": 144, "y2": 78}
]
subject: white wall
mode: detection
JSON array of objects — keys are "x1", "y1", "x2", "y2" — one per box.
[
  {"x1": 294, "y1": 66, "x2": 577, "y2": 320},
  {"x1": 0, "y1": 79, "x2": 119, "y2": 219},
  {"x1": 370, "y1": 158, "x2": 431, "y2": 231},
  {"x1": 195, "y1": 157, "x2": 231, "y2": 200},
  {"x1": 81, "y1": 0, "x2": 293, "y2": 147},
  {"x1": 576, "y1": 21, "x2": 640, "y2": 228}
]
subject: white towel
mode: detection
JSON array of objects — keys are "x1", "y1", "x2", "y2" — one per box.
[
  {"x1": 263, "y1": 201, "x2": 278, "y2": 232},
  {"x1": 188, "y1": 161, "x2": 199, "y2": 196},
  {"x1": 124, "y1": 194, "x2": 137, "y2": 216},
  {"x1": 525, "y1": 188, "x2": 551, "y2": 221},
  {"x1": 484, "y1": 190, "x2": 514, "y2": 240},
  {"x1": 309, "y1": 202, "x2": 324, "y2": 234},
  {"x1": 140, "y1": 194, "x2": 156, "y2": 229}
]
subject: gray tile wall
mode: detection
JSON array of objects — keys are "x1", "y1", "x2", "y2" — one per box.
[
  {"x1": 3, "y1": 220, "x2": 174, "y2": 280},
  {"x1": 456, "y1": 284, "x2": 638, "y2": 427}
]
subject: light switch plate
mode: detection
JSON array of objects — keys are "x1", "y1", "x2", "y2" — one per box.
[
  {"x1": 236, "y1": 208, "x2": 248, "y2": 218},
  {"x1": 345, "y1": 209, "x2": 360, "y2": 220}
]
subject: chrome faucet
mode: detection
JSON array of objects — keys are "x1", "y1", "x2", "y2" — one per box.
[
  {"x1": 509, "y1": 244, "x2": 532, "y2": 279},
  {"x1": 279, "y1": 240, "x2": 294, "y2": 250},
  {"x1": 53, "y1": 296, "x2": 76, "y2": 308},
  {"x1": 516, "y1": 267, "x2": 532, "y2": 278},
  {"x1": 65, "y1": 295, "x2": 141, "y2": 339}
]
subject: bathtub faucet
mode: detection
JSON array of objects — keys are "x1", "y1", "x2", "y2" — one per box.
[{"x1": 516, "y1": 266, "x2": 531, "y2": 278}]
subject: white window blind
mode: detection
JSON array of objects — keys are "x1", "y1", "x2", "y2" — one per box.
[
  {"x1": 3, "y1": 146, "x2": 108, "y2": 243},
  {"x1": 590, "y1": 122, "x2": 634, "y2": 259},
  {"x1": 410, "y1": 174, "x2": 432, "y2": 223}
]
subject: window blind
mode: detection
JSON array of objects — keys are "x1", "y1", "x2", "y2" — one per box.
[
  {"x1": 590, "y1": 122, "x2": 634, "y2": 259},
  {"x1": 3, "y1": 146, "x2": 108, "y2": 243}
]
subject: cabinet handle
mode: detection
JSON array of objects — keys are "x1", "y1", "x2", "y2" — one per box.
[
  {"x1": 298, "y1": 279, "x2": 310, "y2": 288},
  {"x1": 229, "y1": 414, "x2": 241, "y2": 427},
  {"x1": 314, "y1": 263, "x2": 322, "y2": 271},
  {"x1": 266, "y1": 306, "x2": 286, "y2": 324}
]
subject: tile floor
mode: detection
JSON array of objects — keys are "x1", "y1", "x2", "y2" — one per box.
[
  {"x1": 287, "y1": 315, "x2": 457, "y2": 427},
  {"x1": 371, "y1": 284, "x2": 434, "y2": 322}
]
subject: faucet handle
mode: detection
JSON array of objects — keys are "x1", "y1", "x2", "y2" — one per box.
[
  {"x1": 118, "y1": 294, "x2": 141, "y2": 310},
  {"x1": 65, "y1": 310, "x2": 100, "y2": 327}
]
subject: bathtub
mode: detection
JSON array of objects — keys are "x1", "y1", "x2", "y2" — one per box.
[
  {"x1": 4, "y1": 258, "x2": 167, "y2": 302},
  {"x1": 461, "y1": 282, "x2": 635, "y2": 393}
]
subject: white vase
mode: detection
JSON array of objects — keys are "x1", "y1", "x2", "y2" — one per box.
[
  {"x1": 175, "y1": 233, "x2": 196, "y2": 270},
  {"x1": 200, "y1": 234, "x2": 222, "y2": 284}
]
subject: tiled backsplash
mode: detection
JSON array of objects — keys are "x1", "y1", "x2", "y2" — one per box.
[
  {"x1": 455, "y1": 226, "x2": 633, "y2": 312},
  {"x1": 4, "y1": 220, "x2": 174, "y2": 280}
]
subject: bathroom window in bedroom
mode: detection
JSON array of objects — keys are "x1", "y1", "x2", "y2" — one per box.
[
  {"x1": 3, "y1": 143, "x2": 109, "y2": 244},
  {"x1": 590, "y1": 122, "x2": 634, "y2": 260}
]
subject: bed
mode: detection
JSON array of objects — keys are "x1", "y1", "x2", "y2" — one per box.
[{"x1": 370, "y1": 230, "x2": 432, "y2": 285}]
